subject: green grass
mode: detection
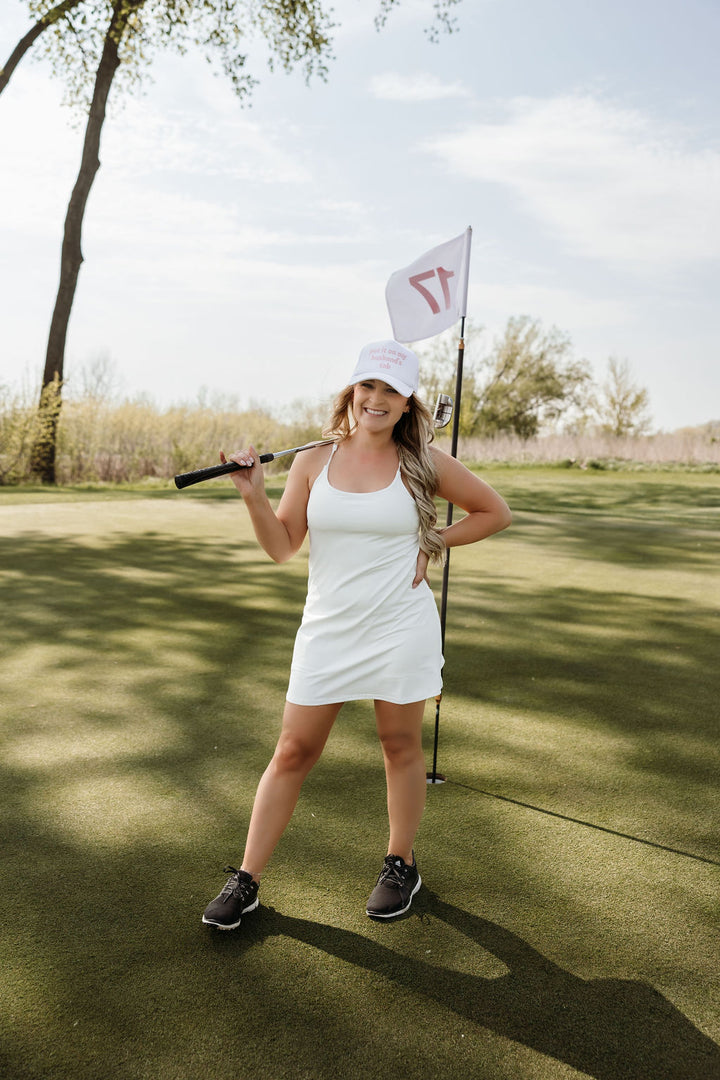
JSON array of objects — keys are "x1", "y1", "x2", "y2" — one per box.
[{"x1": 1, "y1": 470, "x2": 719, "y2": 1079}]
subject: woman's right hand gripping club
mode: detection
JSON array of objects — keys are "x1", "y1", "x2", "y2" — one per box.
[{"x1": 220, "y1": 446, "x2": 264, "y2": 499}]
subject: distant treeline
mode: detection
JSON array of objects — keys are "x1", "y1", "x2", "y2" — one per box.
[
  {"x1": 0, "y1": 378, "x2": 329, "y2": 485},
  {"x1": 2, "y1": 375, "x2": 718, "y2": 485}
]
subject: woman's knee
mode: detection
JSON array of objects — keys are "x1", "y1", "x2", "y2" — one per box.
[
  {"x1": 379, "y1": 728, "x2": 422, "y2": 765},
  {"x1": 271, "y1": 732, "x2": 323, "y2": 775},
  {"x1": 271, "y1": 702, "x2": 340, "y2": 776}
]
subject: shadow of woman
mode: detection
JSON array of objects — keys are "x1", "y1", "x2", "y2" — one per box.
[{"x1": 226, "y1": 891, "x2": 719, "y2": 1080}]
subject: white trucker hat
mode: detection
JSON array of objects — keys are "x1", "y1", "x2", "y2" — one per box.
[{"x1": 348, "y1": 340, "x2": 419, "y2": 397}]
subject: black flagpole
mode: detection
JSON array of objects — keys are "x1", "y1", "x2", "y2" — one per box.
[{"x1": 428, "y1": 314, "x2": 466, "y2": 784}]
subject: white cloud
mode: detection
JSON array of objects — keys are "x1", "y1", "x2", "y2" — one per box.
[
  {"x1": 472, "y1": 278, "x2": 633, "y2": 336},
  {"x1": 0, "y1": 69, "x2": 311, "y2": 245},
  {"x1": 369, "y1": 71, "x2": 471, "y2": 102},
  {"x1": 61, "y1": 254, "x2": 390, "y2": 408},
  {"x1": 422, "y1": 94, "x2": 720, "y2": 268},
  {"x1": 102, "y1": 97, "x2": 311, "y2": 186}
]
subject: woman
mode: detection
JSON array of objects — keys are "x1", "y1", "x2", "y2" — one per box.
[{"x1": 202, "y1": 340, "x2": 511, "y2": 930}]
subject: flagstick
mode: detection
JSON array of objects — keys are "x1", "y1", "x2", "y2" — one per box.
[{"x1": 428, "y1": 315, "x2": 466, "y2": 784}]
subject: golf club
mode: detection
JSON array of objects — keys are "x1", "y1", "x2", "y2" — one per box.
[
  {"x1": 174, "y1": 439, "x2": 335, "y2": 489},
  {"x1": 433, "y1": 393, "x2": 453, "y2": 429},
  {"x1": 173, "y1": 393, "x2": 454, "y2": 490}
]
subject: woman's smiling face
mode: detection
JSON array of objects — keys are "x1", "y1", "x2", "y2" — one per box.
[{"x1": 352, "y1": 379, "x2": 410, "y2": 430}]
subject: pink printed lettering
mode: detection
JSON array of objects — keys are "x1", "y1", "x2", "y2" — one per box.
[{"x1": 408, "y1": 266, "x2": 454, "y2": 314}]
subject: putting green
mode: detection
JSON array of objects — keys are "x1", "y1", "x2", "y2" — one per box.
[{"x1": 1, "y1": 470, "x2": 718, "y2": 1079}]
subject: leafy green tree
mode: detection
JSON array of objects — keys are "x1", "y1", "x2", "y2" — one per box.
[
  {"x1": 595, "y1": 356, "x2": 652, "y2": 437},
  {"x1": 1, "y1": 0, "x2": 463, "y2": 481},
  {"x1": 418, "y1": 315, "x2": 592, "y2": 439},
  {"x1": 5, "y1": 0, "x2": 335, "y2": 480},
  {"x1": 474, "y1": 316, "x2": 592, "y2": 438}
]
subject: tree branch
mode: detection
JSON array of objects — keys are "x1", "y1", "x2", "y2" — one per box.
[{"x1": 0, "y1": 0, "x2": 85, "y2": 97}]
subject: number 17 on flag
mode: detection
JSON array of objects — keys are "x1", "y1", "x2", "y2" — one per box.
[{"x1": 385, "y1": 227, "x2": 472, "y2": 344}]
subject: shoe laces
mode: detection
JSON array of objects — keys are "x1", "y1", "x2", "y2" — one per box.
[
  {"x1": 378, "y1": 855, "x2": 413, "y2": 889},
  {"x1": 220, "y1": 865, "x2": 255, "y2": 900}
]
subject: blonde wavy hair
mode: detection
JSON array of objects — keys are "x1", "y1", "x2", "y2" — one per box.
[{"x1": 323, "y1": 387, "x2": 446, "y2": 563}]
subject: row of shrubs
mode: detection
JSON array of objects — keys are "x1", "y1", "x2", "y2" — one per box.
[
  {"x1": 2, "y1": 383, "x2": 719, "y2": 485},
  {"x1": 453, "y1": 431, "x2": 720, "y2": 471},
  {"x1": 0, "y1": 384, "x2": 333, "y2": 485}
]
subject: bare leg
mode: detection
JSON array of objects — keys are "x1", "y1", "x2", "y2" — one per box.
[
  {"x1": 241, "y1": 701, "x2": 343, "y2": 880},
  {"x1": 374, "y1": 699, "x2": 427, "y2": 865}
]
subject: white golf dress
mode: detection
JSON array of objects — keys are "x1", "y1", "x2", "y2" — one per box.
[{"x1": 286, "y1": 445, "x2": 444, "y2": 706}]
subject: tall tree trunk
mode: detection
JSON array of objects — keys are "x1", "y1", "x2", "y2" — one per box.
[
  {"x1": 30, "y1": 2, "x2": 137, "y2": 482},
  {"x1": 0, "y1": 0, "x2": 83, "y2": 98}
]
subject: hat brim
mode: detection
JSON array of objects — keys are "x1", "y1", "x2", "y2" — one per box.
[{"x1": 348, "y1": 370, "x2": 415, "y2": 398}]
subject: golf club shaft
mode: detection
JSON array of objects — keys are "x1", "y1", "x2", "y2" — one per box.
[{"x1": 174, "y1": 439, "x2": 335, "y2": 489}]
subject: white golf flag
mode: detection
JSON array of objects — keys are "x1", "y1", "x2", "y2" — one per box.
[{"x1": 385, "y1": 227, "x2": 472, "y2": 343}]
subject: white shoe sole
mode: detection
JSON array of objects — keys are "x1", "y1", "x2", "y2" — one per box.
[
  {"x1": 366, "y1": 875, "x2": 422, "y2": 919},
  {"x1": 202, "y1": 897, "x2": 259, "y2": 930}
]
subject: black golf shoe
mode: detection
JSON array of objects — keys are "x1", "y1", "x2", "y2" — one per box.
[
  {"x1": 366, "y1": 853, "x2": 421, "y2": 918},
  {"x1": 202, "y1": 866, "x2": 259, "y2": 930}
]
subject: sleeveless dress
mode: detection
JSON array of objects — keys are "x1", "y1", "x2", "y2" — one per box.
[{"x1": 286, "y1": 445, "x2": 444, "y2": 706}]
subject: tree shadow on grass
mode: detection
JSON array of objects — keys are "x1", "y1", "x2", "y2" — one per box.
[
  {"x1": 487, "y1": 475, "x2": 720, "y2": 527},
  {"x1": 444, "y1": 579, "x2": 719, "y2": 750},
  {"x1": 3, "y1": 519, "x2": 718, "y2": 853},
  {"x1": 512, "y1": 511, "x2": 720, "y2": 570},
  {"x1": 0, "y1": 528, "x2": 311, "y2": 837},
  {"x1": 2, "y1": 515, "x2": 719, "y2": 1079},
  {"x1": 215, "y1": 891, "x2": 720, "y2": 1080},
  {"x1": 436, "y1": 576, "x2": 720, "y2": 859},
  {"x1": 0, "y1": 528, "x2": 307, "y2": 686}
]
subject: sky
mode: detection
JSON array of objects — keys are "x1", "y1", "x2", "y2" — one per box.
[{"x1": 1, "y1": 0, "x2": 718, "y2": 431}]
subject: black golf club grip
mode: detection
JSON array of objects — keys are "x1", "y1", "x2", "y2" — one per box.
[{"x1": 174, "y1": 453, "x2": 274, "y2": 489}]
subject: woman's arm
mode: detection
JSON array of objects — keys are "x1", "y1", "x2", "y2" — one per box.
[
  {"x1": 222, "y1": 446, "x2": 314, "y2": 563},
  {"x1": 432, "y1": 447, "x2": 512, "y2": 548},
  {"x1": 411, "y1": 449, "x2": 511, "y2": 588}
]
